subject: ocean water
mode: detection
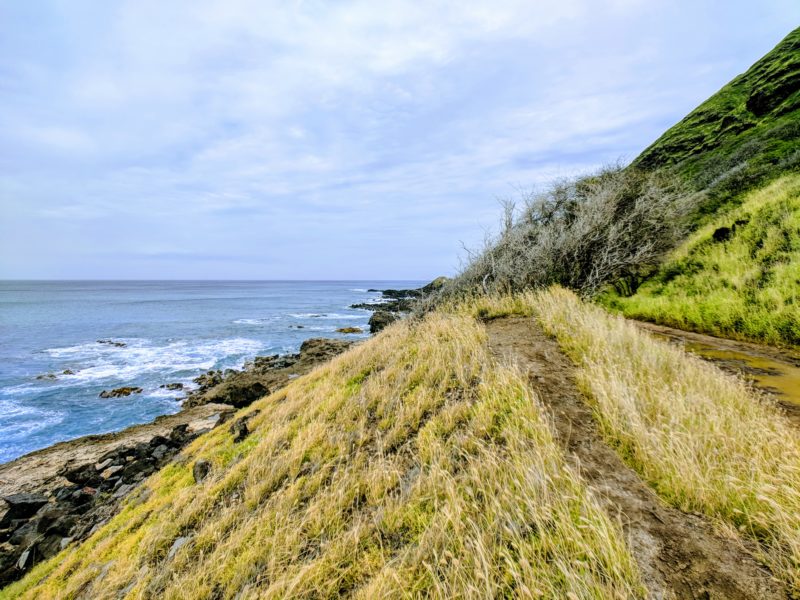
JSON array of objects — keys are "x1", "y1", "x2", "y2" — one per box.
[{"x1": 0, "y1": 280, "x2": 423, "y2": 464}]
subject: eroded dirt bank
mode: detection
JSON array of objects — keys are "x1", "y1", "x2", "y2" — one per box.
[{"x1": 486, "y1": 316, "x2": 786, "y2": 600}]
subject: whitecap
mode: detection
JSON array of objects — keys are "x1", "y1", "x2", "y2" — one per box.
[{"x1": 37, "y1": 337, "x2": 266, "y2": 386}]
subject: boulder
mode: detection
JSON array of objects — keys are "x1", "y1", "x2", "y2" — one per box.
[
  {"x1": 336, "y1": 327, "x2": 363, "y2": 334},
  {"x1": 1, "y1": 494, "x2": 48, "y2": 526},
  {"x1": 97, "y1": 339, "x2": 126, "y2": 348},
  {"x1": 369, "y1": 311, "x2": 398, "y2": 334},
  {"x1": 99, "y1": 387, "x2": 143, "y2": 399},
  {"x1": 159, "y1": 382, "x2": 184, "y2": 391}
]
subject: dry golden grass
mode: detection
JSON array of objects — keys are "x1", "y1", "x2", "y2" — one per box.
[
  {"x1": 463, "y1": 288, "x2": 800, "y2": 594},
  {"x1": 4, "y1": 312, "x2": 644, "y2": 599}
]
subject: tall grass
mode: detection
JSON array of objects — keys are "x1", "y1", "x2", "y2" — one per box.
[
  {"x1": 530, "y1": 287, "x2": 800, "y2": 594},
  {"x1": 4, "y1": 313, "x2": 644, "y2": 599},
  {"x1": 604, "y1": 174, "x2": 800, "y2": 347}
]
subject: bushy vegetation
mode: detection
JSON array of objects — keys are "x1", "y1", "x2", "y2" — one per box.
[
  {"x1": 424, "y1": 166, "x2": 697, "y2": 306},
  {"x1": 4, "y1": 313, "x2": 644, "y2": 599},
  {"x1": 635, "y1": 27, "x2": 800, "y2": 218},
  {"x1": 457, "y1": 289, "x2": 800, "y2": 595},
  {"x1": 605, "y1": 174, "x2": 800, "y2": 346}
]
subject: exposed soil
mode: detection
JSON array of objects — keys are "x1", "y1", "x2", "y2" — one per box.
[
  {"x1": 632, "y1": 321, "x2": 800, "y2": 427},
  {"x1": 486, "y1": 316, "x2": 787, "y2": 600}
]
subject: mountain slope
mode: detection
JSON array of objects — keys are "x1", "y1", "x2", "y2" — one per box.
[{"x1": 634, "y1": 26, "x2": 800, "y2": 217}]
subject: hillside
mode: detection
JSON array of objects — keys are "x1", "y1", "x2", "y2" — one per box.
[
  {"x1": 634, "y1": 26, "x2": 800, "y2": 218},
  {"x1": 605, "y1": 174, "x2": 800, "y2": 346}
]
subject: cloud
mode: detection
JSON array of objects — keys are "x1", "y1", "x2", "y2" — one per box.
[{"x1": 0, "y1": 0, "x2": 797, "y2": 278}]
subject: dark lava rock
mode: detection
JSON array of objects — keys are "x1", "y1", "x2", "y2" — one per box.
[
  {"x1": 369, "y1": 311, "x2": 399, "y2": 333},
  {"x1": 203, "y1": 380, "x2": 268, "y2": 409},
  {"x1": 337, "y1": 327, "x2": 363, "y2": 334},
  {"x1": 298, "y1": 338, "x2": 352, "y2": 362},
  {"x1": 712, "y1": 226, "x2": 733, "y2": 242},
  {"x1": 1, "y1": 494, "x2": 48, "y2": 526},
  {"x1": 193, "y1": 460, "x2": 211, "y2": 483},
  {"x1": 62, "y1": 369, "x2": 75, "y2": 375},
  {"x1": 60, "y1": 462, "x2": 104, "y2": 488},
  {"x1": 97, "y1": 339, "x2": 126, "y2": 348},
  {"x1": 184, "y1": 339, "x2": 352, "y2": 409},
  {"x1": 99, "y1": 386, "x2": 143, "y2": 399},
  {"x1": 160, "y1": 382, "x2": 184, "y2": 391},
  {"x1": 35, "y1": 373, "x2": 57, "y2": 381},
  {"x1": 229, "y1": 411, "x2": 260, "y2": 444}
]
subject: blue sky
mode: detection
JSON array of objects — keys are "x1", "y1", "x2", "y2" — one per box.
[{"x1": 1, "y1": 1, "x2": 797, "y2": 280}]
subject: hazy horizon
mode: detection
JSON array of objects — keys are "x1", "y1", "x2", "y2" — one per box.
[{"x1": 2, "y1": 1, "x2": 798, "y2": 280}]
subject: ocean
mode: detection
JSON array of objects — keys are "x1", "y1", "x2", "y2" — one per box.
[{"x1": 0, "y1": 280, "x2": 423, "y2": 464}]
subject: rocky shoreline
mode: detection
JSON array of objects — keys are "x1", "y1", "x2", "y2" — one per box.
[{"x1": 0, "y1": 282, "x2": 443, "y2": 585}]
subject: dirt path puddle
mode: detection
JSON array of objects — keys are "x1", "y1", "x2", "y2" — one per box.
[{"x1": 633, "y1": 321, "x2": 800, "y2": 425}]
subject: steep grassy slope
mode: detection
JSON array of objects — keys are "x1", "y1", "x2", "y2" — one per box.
[
  {"x1": 604, "y1": 174, "x2": 800, "y2": 346},
  {"x1": 634, "y1": 26, "x2": 800, "y2": 218},
  {"x1": 458, "y1": 290, "x2": 800, "y2": 595},
  {"x1": 4, "y1": 314, "x2": 644, "y2": 599}
]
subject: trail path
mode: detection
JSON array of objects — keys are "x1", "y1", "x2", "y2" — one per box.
[{"x1": 486, "y1": 316, "x2": 786, "y2": 600}]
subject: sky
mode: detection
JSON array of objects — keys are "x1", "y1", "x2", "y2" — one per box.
[{"x1": 1, "y1": 1, "x2": 797, "y2": 280}]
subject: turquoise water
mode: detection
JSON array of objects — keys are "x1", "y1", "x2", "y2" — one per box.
[{"x1": 0, "y1": 280, "x2": 422, "y2": 463}]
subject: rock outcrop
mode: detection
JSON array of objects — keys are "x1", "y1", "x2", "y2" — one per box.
[
  {"x1": 0, "y1": 403, "x2": 233, "y2": 585},
  {"x1": 183, "y1": 338, "x2": 353, "y2": 409},
  {"x1": 99, "y1": 387, "x2": 143, "y2": 399}
]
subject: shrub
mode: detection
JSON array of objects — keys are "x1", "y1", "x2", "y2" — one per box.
[{"x1": 424, "y1": 166, "x2": 699, "y2": 309}]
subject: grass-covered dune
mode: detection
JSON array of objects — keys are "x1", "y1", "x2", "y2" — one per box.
[
  {"x1": 603, "y1": 174, "x2": 800, "y2": 346},
  {"x1": 4, "y1": 312, "x2": 643, "y2": 599}
]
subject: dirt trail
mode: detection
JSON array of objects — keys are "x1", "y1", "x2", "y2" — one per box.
[{"x1": 486, "y1": 316, "x2": 786, "y2": 600}]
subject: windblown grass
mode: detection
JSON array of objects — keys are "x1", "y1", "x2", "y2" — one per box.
[
  {"x1": 4, "y1": 313, "x2": 644, "y2": 599},
  {"x1": 603, "y1": 174, "x2": 800, "y2": 346},
  {"x1": 528, "y1": 287, "x2": 800, "y2": 594}
]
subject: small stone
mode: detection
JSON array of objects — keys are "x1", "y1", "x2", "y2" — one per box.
[
  {"x1": 167, "y1": 536, "x2": 189, "y2": 560},
  {"x1": 151, "y1": 444, "x2": 169, "y2": 461},
  {"x1": 62, "y1": 369, "x2": 75, "y2": 375},
  {"x1": 100, "y1": 465, "x2": 123, "y2": 479},
  {"x1": 16, "y1": 548, "x2": 31, "y2": 570},
  {"x1": 229, "y1": 419, "x2": 249, "y2": 443},
  {"x1": 94, "y1": 458, "x2": 112, "y2": 471},
  {"x1": 60, "y1": 537, "x2": 73, "y2": 550},
  {"x1": 113, "y1": 484, "x2": 134, "y2": 499}
]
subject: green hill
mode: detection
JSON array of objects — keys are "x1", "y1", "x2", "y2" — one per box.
[
  {"x1": 634, "y1": 26, "x2": 800, "y2": 218},
  {"x1": 604, "y1": 28, "x2": 800, "y2": 346}
]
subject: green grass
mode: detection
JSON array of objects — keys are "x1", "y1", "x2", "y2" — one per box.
[
  {"x1": 602, "y1": 174, "x2": 800, "y2": 346},
  {"x1": 633, "y1": 27, "x2": 800, "y2": 218}
]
